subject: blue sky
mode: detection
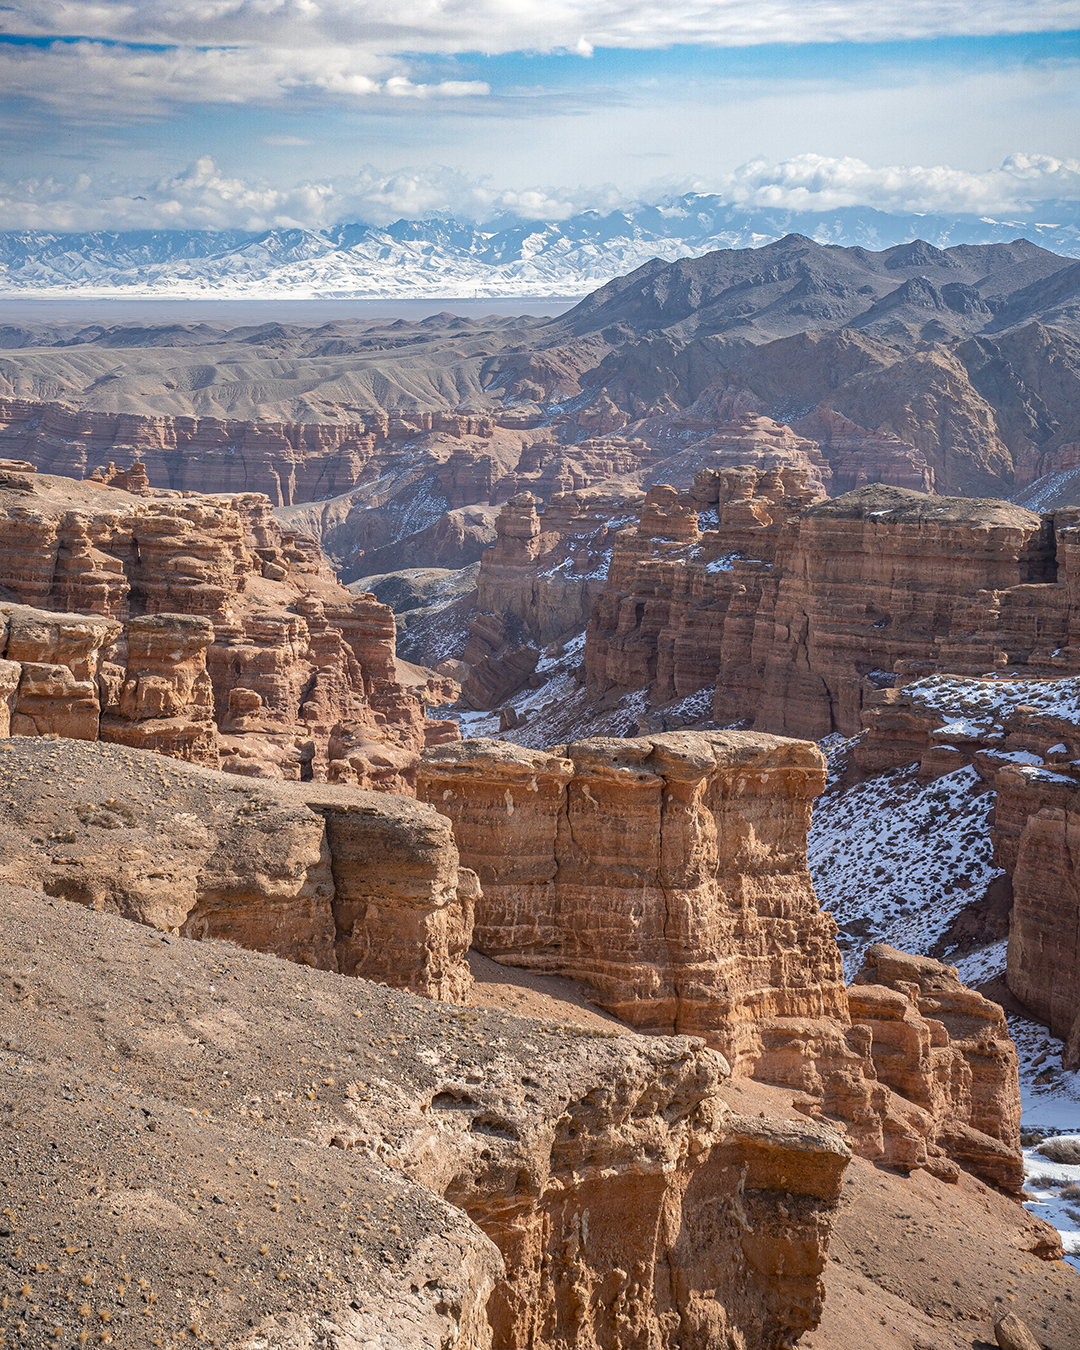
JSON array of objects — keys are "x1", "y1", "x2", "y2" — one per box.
[{"x1": 0, "y1": 2, "x2": 1077, "y2": 229}]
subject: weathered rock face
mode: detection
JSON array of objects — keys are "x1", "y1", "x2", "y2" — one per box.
[
  {"x1": 828, "y1": 669, "x2": 1080, "y2": 1077},
  {"x1": 641, "y1": 414, "x2": 834, "y2": 498},
  {"x1": 0, "y1": 736, "x2": 474, "y2": 1002},
  {"x1": 585, "y1": 480, "x2": 1080, "y2": 738},
  {"x1": 3, "y1": 883, "x2": 853, "y2": 1350},
  {"x1": 417, "y1": 731, "x2": 1026, "y2": 1192},
  {"x1": 758, "y1": 945, "x2": 1024, "y2": 1193},
  {"x1": 457, "y1": 488, "x2": 641, "y2": 710},
  {"x1": 417, "y1": 731, "x2": 841, "y2": 1065},
  {"x1": 475, "y1": 490, "x2": 640, "y2": 645},
  {"x1": 0, "y1": 468, "x2": 455, "y2": 782},
  {"x1": 796, "y1": 409, "x2": 937, "y2": 494},
  {"x1": 0, "y1": 398, "x2": 538, "y2": 506},
  {"x1": 1003, "y1": 785, "x2": 1080, "y2": 1062},
  {"x1": 585, "y1": 467, "x2": 823, "y2": 705},
  {"x1": 743, "y1": 487, "x2": 1065, "y2": 739}
]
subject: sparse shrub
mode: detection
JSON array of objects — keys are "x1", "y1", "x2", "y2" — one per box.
[{"x1": 1037, "y1": 1137, "x2": 1080, "y2": 1165}]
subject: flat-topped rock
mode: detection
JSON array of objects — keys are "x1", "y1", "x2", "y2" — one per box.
[
  {"x1": 806, "y1": 483, "x2": 1043, "y2": 528},
  {"x1": 0, "y1": 736, "x2": 474, "y2": 1001},
  {"x1": 419, "y1": 729, "x2": 842, "y2": 1070}
]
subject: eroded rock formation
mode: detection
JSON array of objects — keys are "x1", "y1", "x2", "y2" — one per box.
[
  {"x1": 0, "y1": 467, "x2": 457, "y2": 782},
  {"x1": 417, "y1": 730, "x2": 844, "y2": 1065},
  {"x1": 759, "y1": 944, "x2": 1023, "y2": 1193},
  {"x1": 456, "y1": 488, "x2": 641, "y2": 711},
  {"x1": 586, "y1": 480, "x2": 1080, "y2": 738},
  {"x1": 417, "y1": 730, "x2": 1025, "y2": 1191},
  {"x1": 585, "y1": 466, "x2": 824, "y2": 707},
  {"x1": 824, "y1": 668, "x2": 1080, "y2": 1078}
]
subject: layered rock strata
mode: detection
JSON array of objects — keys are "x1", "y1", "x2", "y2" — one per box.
[
  {"x1": 0, "y1": 736, "x2": 474, "y2": 1001},
  {"x1": 1006, "y1": 791, "x2": 1080, "y2": 1065},
  {"x1": 0, "y1": 398, "x2": 538, "y2": 505},
  {"x1": 585, "y1": 467, "x2": 823, "y2": 706},
  {"x1": 586, "y1": 480, "x2": 1080, "y2": 738},
  {"x1": 838, "y1": 670, "x2": 1080, "y2": 1069},
  {"x1": 418, "y1": 730, "x2": 845, "y2": 1065},
  {"x1": 417, "y1": 731, "x2": 1025, "y2": 1190},
  {"x1": 457, "y1": 488, "x2": 641, "y2": 710},
  {"x1": 0, "y1": 467, "x2": 457, "y2": 782},
  {"x1": 758, "y1": 944, "x2": 1023, "y2": 1193}
]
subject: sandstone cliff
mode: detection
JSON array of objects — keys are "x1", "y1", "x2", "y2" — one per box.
[
  {"x1": 585, "y1": 481, "x2": 1080, "y2": 740},
  {"x1": 829, "y1": 669, "x2": 1080, "y2": 1083},
  {"x1": 456, "y1": 488, "x2": 642, "y2": 711},
  {"x1": 585, "y1": 466, "x2": 824, "y2": 708},
  {"x1": 0, "y1": 465, "x2": 457, "y2": 783},
  {"x1": 419, "y1": 730, "x2": 844, "y2": 1062},
  {"x1": 417, "y1": 729, "x2": 1025, "y2": 1191}
]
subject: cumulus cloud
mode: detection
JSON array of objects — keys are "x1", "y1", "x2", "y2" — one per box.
[
  {"x1": 5, "y1": 1, "x2": 1079, "y2": 51},
  {"x1": 1, "y1": 153, "x2": 1078, "y2": 233},
  {"x1": 0, "y1": 159, "x2": 613, "y2": 232},
  {"x1": 706, "y1": 152, "x2": 1080, "y2": 216}
]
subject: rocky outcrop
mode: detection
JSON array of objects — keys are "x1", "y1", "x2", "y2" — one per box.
[
  {"x1": 417, "y1": 730, "x2": 1026, "y2": 1191},
  {"x1": 3, "y1": 883, "x2": 854, "y2": 1350},
  {"x1": 475, "y1": 490, "x2": 640, "y2": 645},
  {"x1": 0, "y1": 736, "x2": 474, "y2": 1001},
  {"x1": 585, "y1": 467, "x2": 823, "y2": 705},
  {"x1": 741, "y1": 487, "x2": 1065, "y2": 739},
  {"x1": 999, "y1": 776, "x2": 1080, "y2": 1064},
  {"x1": 638, "y1": 415, "x2": 834, "y2": 498},
  {"x1": 456, "y1": 488, "x2": 642, "y2": 710},
  {"x1": 417, "y1": 730, "x2": 845, "y2": 1068},
  {"x1": 796, "y1": 409, "x2": 937, "y2": 494},
  {"x1": 0, "y1": 398, "x2": 539, "y2": 505},
  {"x1": 585, "y1": 481, "x2": 1080, "y2": 738},
  {"x1": 0, "y1": 467, "x2": 456, "y2": 782},
  {"x1": 760, "y1": 945, "x2": 1023, "y2": 1193},
  {"x1": 489, "y1": 436, "x2": 660, "y2": 502}
]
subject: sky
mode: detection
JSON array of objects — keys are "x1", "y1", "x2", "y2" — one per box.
[{"x1": 0, "y1": 1, "x2": 1078, "y2": 231}]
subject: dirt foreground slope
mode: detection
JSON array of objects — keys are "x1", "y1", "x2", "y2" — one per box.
[{"x1": 1, "y1": 885, "x2": 856, "y2": 1350}]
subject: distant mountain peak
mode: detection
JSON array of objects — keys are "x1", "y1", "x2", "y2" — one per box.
[{"x1": 0, "y1": 199, "x2": 1077, "y2": 301}]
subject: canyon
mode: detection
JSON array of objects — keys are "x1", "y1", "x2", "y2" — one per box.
[
  {"x1": 4, "y1": 237, "x2": 1080, "y2": 1349},
  {"x1": 1, "y1": 239, "x2": 1079, "y2": 537},
  {"x1": 581, "y1": 478, "x2": 1077, "y2": 741}
]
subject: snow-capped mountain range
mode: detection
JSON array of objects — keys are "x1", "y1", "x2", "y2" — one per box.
[{"x1": 2, "y1": 195, "x2": 1079, "y2": 299}]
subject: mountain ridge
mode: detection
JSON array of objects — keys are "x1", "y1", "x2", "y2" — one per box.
[{"x1": 2, "y1": 195, "x2": 1079, "y2": 300}]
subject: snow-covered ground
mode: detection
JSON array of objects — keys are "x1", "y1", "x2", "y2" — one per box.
[
  {"x1": 906, "y1": 671, "x2": 1080, "y2": 725},
  {"x1": 809, "y1": 754, "x2": 1001, "y2": 979},
  {"x1": 810, "y1": 722, "x2": 1080, "y2": 1256},
  {"x1": 1023, "y1": 1137, "x2": 1080, "y2": 1272}
]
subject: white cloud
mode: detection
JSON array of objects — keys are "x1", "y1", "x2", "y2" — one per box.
[
  {"x1": 0, "y1": 152, "x2": 1078, "y2": 233},
  {"x1": 709, "y1": 151, "x2": 1080, "y2": 215},
  {"x1": 0, "y1": 39, "x2": 489, "y2": 113},
  {"x1": 5, "y1": 1, "x2": 1079, "y2": 51}
]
